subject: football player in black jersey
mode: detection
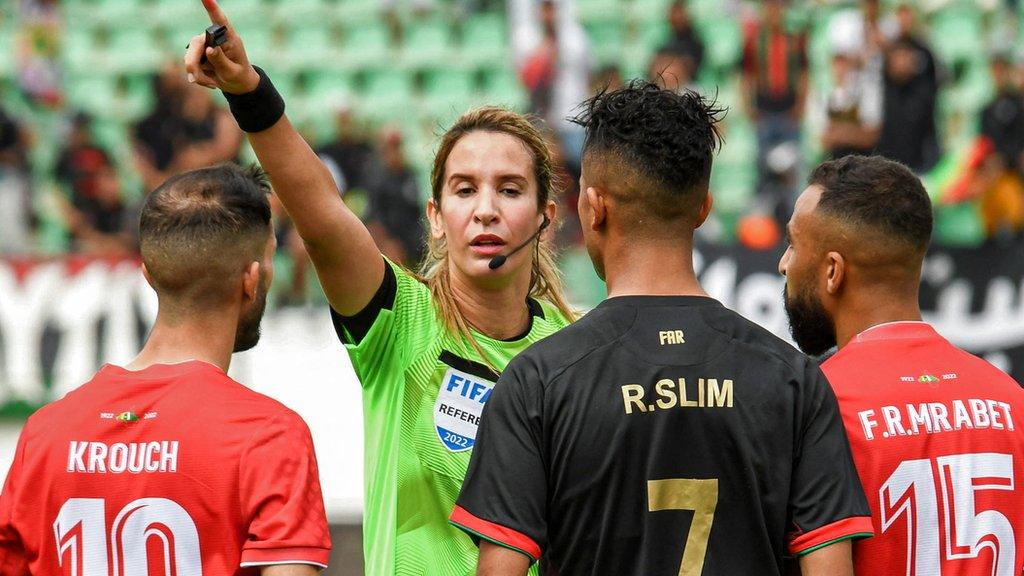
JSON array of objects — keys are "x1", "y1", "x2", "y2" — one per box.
[{"x1": 450, "y1": 81, "x2": 872, "y2": 576}]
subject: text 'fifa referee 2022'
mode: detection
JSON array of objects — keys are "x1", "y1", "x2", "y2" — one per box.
[{"x1": 449, "y1": 82, "x2": 874, "y2": 576}]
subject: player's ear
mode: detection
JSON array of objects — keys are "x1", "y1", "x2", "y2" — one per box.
[
  {"x1": 427, "y1": 198, "x2": 444, "y2": 240},
  {"x1": 242, "y1": 260, "x2": 260, "y2": 303},
  {"x1": 695, "y1": 191, "x2": 713, "y2": 228},
  {"x1": 585, "y1": 186, "x2": 606, "y2": 230},
  {"x1": 825, "y1": 251, "x2": 845, "y2": 295}
]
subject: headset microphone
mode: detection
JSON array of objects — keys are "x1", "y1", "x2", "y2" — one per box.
[{"x1": 488, "y1": 215, "x2": 550, "y2": 270}]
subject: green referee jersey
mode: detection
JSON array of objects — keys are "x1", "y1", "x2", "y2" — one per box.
[{"x1": 330, "y1": 257, "x2": 571, "y2": 576}]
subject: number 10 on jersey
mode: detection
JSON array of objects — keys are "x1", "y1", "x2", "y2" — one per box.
[{"x1": 53, "y1": 497, "x2": 202, "y2": 575}]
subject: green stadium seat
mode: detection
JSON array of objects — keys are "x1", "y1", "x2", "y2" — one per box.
[
  {"x1": 108, "y1": 29, "x2": 164, "y2": 74},
  {"x1": 480, "y1": 67, "x2": 527, "y2": 111},
  {"x1": 66, "y1": 76, "x2": 118, "y2": 119},
  {"x1": 337, "y1": 0, "x2": 382, "y2": 24},
  {"x1": 217, "y1": 0, "x2": 275, "y2": 28},
  {"x1": 710, "y1": 161, "x2": 756, "y2": 215},
  {"x1": 62, "y1": 28, "x2": 102, "y2": 71},
  {"x1": 698, "y1": 16, "x2": 741, "y2": 77},
  {"x1": 62, "y1": 1, "x2": 96, "y2": 27},
  {"x1": 166, "y1": 23, "x2": 204, "y2": 56},
  {"x1": 575, "y1": 0, "x2": 623, "y2": 24},
  {"x1": 308, "y1": 72, "x2": 357, "y2": 100},
  {"x1": 236, "y1": 27, "x2": 279, "y2": 69},
  {"x1": 637, "y1": 18, "x2": 670, "y2": 52},
  {"x1": 630, "y1": 0, "x2": 672, "y2": 23},
  {"x1": 78, "y1": 0, "x2": 138, "y2": 25},
  {"x1": 422, "y1": 69, "x2": 478, "y2": 118},
  {"x1": 275, "y1": 0, "x2": 329, "y2": 24},
  {"x1": 934, "y1": 203, "x2": 985, "y2": 247},
  {"x1": 401, "y1": 17, "x2": 455, "y2": 69},
  {"x1": 0, "y1": 26, "x2": 15, "y2": 80},
  {"x1": 459, "y1": 12, "x2": 509, "y2": 68},
  {"x1": 584, "y1": 21, "x2": 626, "y2": 66},
  {"x1": 151, "y1": 0, "x2": 200, "y2": 26},
  {"x1": 360, "y1": 69, "x2": 415, "y2": 121},
  {"x1": 283, "y1": 24, "x2": 340, "y2": 71},
  {"x1": 341, "y1": 20, "x2": 392, "y2": 70},
  {"x1": 930, "y1": 8, "x2": 983, "y2": 68}
]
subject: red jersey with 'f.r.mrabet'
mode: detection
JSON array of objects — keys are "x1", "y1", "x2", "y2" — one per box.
[
  {"x1": 0, "y1": 361, "x2": 331, "y2": 575},
  {"x1": 822, "y1": 322, "x2": 1024, "y2": 576}
]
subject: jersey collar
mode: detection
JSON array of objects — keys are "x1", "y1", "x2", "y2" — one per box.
[
  {"x1": 101, "y1": 359, "x2": 224, "y2": 380},
  {"x1": 853, "y1": 321, "x2": 939, "y2": 343}
]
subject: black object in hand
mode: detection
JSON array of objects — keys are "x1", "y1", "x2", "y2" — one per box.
[{"x1": 200, "y1": 24, "x2": 228, "y2": 64}]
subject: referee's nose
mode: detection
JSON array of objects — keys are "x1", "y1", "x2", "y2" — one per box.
[{"x1": 474, "y1": 190, "x2": 499, "y2": 226}]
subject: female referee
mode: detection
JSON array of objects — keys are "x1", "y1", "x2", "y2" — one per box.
[{"x1": 184, "y1": 1, "x2": 576, "y2": 574}]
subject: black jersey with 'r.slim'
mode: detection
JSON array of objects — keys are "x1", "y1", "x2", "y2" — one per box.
[{"x1": 451, "y1": 295, "x2": 872, "y2": 576}]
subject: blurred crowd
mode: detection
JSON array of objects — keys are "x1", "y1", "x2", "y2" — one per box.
[{"x1": 2, "y1": 0, "x2": 1024, "y2": 299}]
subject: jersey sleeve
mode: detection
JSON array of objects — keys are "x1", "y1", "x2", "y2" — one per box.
[
  {"x1": 450, "y1": 356, "x2": 547, "y2": 563},
  {"x1": 0, "y1": 432, "x2": 28, "y2": 576},
  {"x1": 238, "y1": 412, "x2": 332, "y2": 569},
  {"x1": 787, "y1": 363, "x2": 874, "y2": 555},
  {"x1": 330, "y1": 256, "x2": 435, "y2": 388}
]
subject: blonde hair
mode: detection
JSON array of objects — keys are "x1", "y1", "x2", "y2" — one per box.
[{"x1": 417, "y1": 107, "x2": 577, "y2": 366}]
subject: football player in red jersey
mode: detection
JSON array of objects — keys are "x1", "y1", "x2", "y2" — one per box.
[
  {"x1": 780, "y1": 154, "x2": 1024, "y2": 576},
  {"x1": 0, "y1": 164, "x2": 331, "y2": 575}
]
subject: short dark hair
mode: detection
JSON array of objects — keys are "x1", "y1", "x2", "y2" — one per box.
[
  {"x1": 570, "y1": 80, "x2": 724, "y2": 223},
  {"x1": 808, "y1": 155, "x2": 932, "y2": 253},
  {"x1": 140, "y1": 163, "x2": 272, "y2": 309}
]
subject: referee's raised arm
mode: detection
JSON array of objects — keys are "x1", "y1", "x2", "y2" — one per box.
[{"x1": 184, "y1": 0, "x2": 384, "y2": 316}]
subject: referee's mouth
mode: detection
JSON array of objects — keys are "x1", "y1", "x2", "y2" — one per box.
[{"x1": 470, "y1": 234, "x2": 507, "y2": 256}]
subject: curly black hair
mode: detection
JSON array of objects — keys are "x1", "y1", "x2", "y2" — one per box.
[{"x1": 570, "y1": 80, "x2": 725, "y2": 222}]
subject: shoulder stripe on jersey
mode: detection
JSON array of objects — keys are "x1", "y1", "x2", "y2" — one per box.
[
  {"x1": 239, "y1": 546, "x2": 331, "y2": 568},
  {"x1": 239, "y1": 561, "x2": 329, "y2": 569},
  {"x1": 449, "y1": 505, "x2": 541, "y2": 562},
  {"x1": 788, "y1": 516, "x2": 874, "y2": 555}
]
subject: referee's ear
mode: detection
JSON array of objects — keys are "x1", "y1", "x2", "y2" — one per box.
[{"x1": 825, "y1": 251, "x2": 845, "y2": 295}]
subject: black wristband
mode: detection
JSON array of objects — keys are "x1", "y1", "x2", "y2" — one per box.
[{"x1": 223, "y1": 66, "x2": 285, "y2": 133}]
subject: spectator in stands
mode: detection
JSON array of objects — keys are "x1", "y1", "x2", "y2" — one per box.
[
  {"x1": 55, "y1": 113, "x2": 114, "y2": 202},
  {"x1": 16, "y1": 0, "x2": 62, "y2": 108},
  {"x1": 132, "y1": 63, "x2": 243, "y2": 192},
  {"x1": 741, "y1": 0, "x2": 808, "y2": 224},
  {"x1": 650, "y1": 49, "x2": 699, "y2": 95},
  {"x1": 590, "y1": 64, "x2": 624, "y2": 94},
  {"x1": 170, "y1": 84, "x2": 244, "y2": 170},
  {"x1": 815, "y1": 51, "x2": 882, "y2": 160},
  {"x1": 60, "y1": 164, "x2": 135, "y2": 256},
  {"x1": 876, "y1": 36, "x2": 940, "y2": 173},
  {"x1": 543, "y1": 129, "x2": 581, "y2": 250},
  {"x1": 826, "y1": 0, "x2": 886, "y2": 115},
  {"x1": 976, "y1": 53, "x2": 1024, "y2": 238},
  {"x1": 317, "y1": 103, "x2": 375, "y2": 193},
  {"x1": 133, "y1": 65, "x2": 189, "y2": 191},
  {"x1": 269, "y1": 194, "x2": 313, "y2": 306},
  {"x1": 659, "y1": 0, "x2": 705, "y2": 81},
  {"x1": 888, "y1": 4, "x2": 938, "y2": 89},
  {"x1": 513, "y1": 0, "x2": 590, "y2": 171},
  {"x1": 363, "y1": 128, "x2": 424, "y2": 266},
  {"x1": 0, "y1": 102, "x2": 33, "y2": 254}
]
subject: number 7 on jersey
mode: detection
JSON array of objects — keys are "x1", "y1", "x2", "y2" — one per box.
[{"x1": 648, "y1": 478, "x2": 719, "y2": 576}]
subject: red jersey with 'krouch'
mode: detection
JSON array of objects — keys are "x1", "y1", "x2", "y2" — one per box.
[
  {"x1": 822, "y1": 322, "x2": 1024, "y2": 576},
  {"x1": 0, "y1": 361, "x2": 331, "y2": 575}
]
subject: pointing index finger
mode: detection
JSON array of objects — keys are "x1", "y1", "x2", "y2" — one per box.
[{"x1": 201, "y1": 0, "x2": 230, "y2": 27}]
